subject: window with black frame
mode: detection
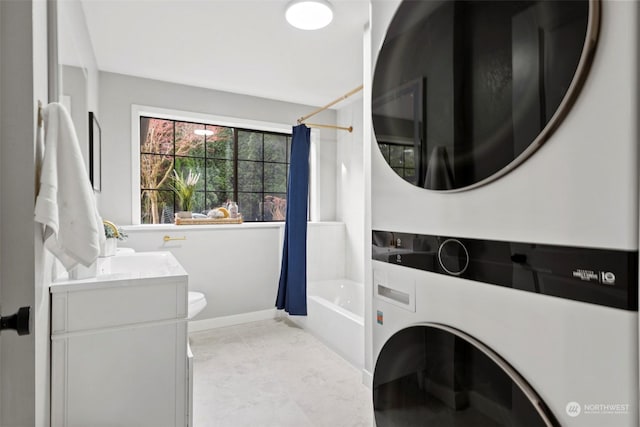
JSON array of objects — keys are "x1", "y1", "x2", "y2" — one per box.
[
  {"x1": 139, "y1": 116, "x2": 291, "y2": 224},
  {"x1": 377, "y1": 142, "x2": 416, "y2": 182}
]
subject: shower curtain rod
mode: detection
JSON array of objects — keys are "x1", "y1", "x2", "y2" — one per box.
[
  {"x1": 297, "y1": 84, "x2": 363, "y2": 133},
  {"x1": 304, "y1": 122, "x2": 353, "y2": 133}
]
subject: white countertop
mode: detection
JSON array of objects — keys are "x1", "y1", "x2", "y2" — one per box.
[{"x1": 50, "y1": 251, "x2": 188, "y2": 293}]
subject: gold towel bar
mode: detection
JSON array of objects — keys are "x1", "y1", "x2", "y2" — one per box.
[{"x1": 163, "y1": 235, "x2": 186, "y2": 242}]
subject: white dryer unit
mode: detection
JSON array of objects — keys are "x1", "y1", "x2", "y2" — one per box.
[
  {"x1": 370, "y1": 0, "x2": 639, "y2": 426},
  {"x1": 371, "y1": 233, "x2": 637, "y2": 427}
]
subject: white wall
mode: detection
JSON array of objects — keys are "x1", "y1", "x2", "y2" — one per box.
[
  {"x1": 362, "y1": 0, "x2": 401, "y2": 378},
  {"x1": 62, "y1": 65, "x2": 89, "y2": 167},
  {"x1": 121, "y1": 223, "x2": 345, "y2": 321},
  {"x1": 57, "y1": 0, "x2": 99, "y2": 111},
  {"x1": 336, "y1": 98, "x2": 365, "y2": 284},
  {"x1": 362, "y1": 8, "x2": 375, "y2": 385},
  {"x1": 0, "y1": 0, "x2": 50, "y2": 425},
  {"x1": 122, "y1": 225, "x2": 282, "y2": 320},
  {"x1": 98, "y1": 71, "x2": 338, "y2": 225},
  {"x1": 58, "y1": 0, "x2": 100, "y2": 169}
]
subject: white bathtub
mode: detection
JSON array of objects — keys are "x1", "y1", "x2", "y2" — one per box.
[{"x1": 290, "y1": 279, "x2": 364, "y2": 369}]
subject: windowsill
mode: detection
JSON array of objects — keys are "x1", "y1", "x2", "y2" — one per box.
[
  {"x1": 122, "y1": 221, "x2": 343, "y2": 232},
  {"x1": 123, "y1": 222, "x2": 285, "y2": 232}
]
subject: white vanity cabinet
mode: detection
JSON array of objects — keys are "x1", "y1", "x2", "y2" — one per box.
[{"x1": 50, "y1": 252, "x2": 189, "y2": 427}]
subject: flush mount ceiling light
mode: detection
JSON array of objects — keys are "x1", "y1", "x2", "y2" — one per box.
[
  {"x1": 194, "y1": 129, "x2": 214, "y2": 136},
  {"x1": 286, "y1": 0, "x2": 333, "y2": 30}
]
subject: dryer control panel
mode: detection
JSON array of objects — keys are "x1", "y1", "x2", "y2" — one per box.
[{"x1": 372, "y1": 230, "x2": 639, "y2": 310}]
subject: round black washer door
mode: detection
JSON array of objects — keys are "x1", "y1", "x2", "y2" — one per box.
[
  {"x1": 373, "y1": 324, "x2": 558, "y2": 426},
  {"x1": 372, "y1": 0, "x2": 599, "y2": 191}
]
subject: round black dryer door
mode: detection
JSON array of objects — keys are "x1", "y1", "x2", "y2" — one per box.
[
  {"x1": 373, "y1": 324, "x2": 558, "y2": 427},
  {"x1": 372, "y1": 0, "x2": 599, "y2": 191}
]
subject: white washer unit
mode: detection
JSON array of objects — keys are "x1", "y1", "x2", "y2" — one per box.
[{"x1": 370, "y1": 1, "x2": 639, "y2": 426}]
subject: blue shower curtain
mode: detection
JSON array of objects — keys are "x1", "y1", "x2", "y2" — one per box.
[{"x1": 276, "y1": 124, "x2": 310, "y2": 315}]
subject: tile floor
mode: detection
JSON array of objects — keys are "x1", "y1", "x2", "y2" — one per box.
[{"x1": 190, "y1": 318, "x2": 373, "y2": 427}]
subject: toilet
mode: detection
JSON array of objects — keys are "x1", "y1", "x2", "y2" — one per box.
[{"x1": 188, "y1": 291, "x2": 207, "y2": 319}]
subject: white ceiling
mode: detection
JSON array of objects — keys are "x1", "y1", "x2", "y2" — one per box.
[{"x1": 80, "y1": 0, "x2": 369, "y2": 107}]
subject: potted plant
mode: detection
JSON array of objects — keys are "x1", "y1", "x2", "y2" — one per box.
[
  {"x1": 101, "y1": 220, "x2": 128, "y2": 257},
  {"x1": 170, "y1": 168, "x2": 201, "y2": 219}
]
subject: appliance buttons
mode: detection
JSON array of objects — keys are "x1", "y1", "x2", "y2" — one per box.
[{"x1": 438, "y1": 239, "x2": 469, "y2": 276}]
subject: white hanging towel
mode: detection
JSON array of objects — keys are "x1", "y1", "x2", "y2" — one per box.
[{"x1": 34, "y1": 103, "x2": 104, "y2": 270}]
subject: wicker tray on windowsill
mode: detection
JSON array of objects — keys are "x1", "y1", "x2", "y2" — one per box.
[{"x1": 175, "y1": 217, "x2": 243, "y2": 225}]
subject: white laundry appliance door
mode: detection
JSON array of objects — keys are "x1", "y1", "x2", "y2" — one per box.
[
  {"x1": 372, "y1": 0, "x2": 598, "y2": 192},
  {"x1": 373, "y1": 323, "x2": 558, "y2": 427}
]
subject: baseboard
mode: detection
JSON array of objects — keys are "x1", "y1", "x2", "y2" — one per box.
[
  {"x1": 188, "y1": 308, "x2": 278, "y2": 333},
  {"x1": 362, "y1": 368, "x2": 373, "y2": 389}
]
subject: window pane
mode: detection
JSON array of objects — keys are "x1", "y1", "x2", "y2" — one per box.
[
  {"x1": 141, "y1": 154, "x2": 173, "y2": 191},
  {"x1": 405, "y1": 168, "x2": 416, "y2": 181},
  {"x1": 206, "y1": 125, "x2": 234, "y2": 159},
  {"x1": 264, "y1": 163, "x2": 287, "y2": 193},
  {"x1": 141, "y1": 118, "x2": 174, "y2": 155},
  {"x1": 205, "y1": 191, "x2": 232, "y2": 210},
  {"x1": 191, "y1": 191, "x2": 206, "y2": 215},
  {"x1": 175, "y1": 121, "x2": 205, "y2": 157},
  {"x1": 378, "y1": 144, "x2": 390, "y2": 162},
  {"x1": 206, "y1": 159, "x2": 234, "y2": 192},
  {"x1": 238, "y1": 130, "x2": 263, "y2": 161},
  {"x1": 264, "y1": 134, "x2": 287, "y2": 162},
  {"x1": 174, "y1": 157, "x2": 205, "y2": 191},
  {"x1": 141, "y1": 189, "x2": 174, "y2": 224},
  {"x1": 238, "y1": 160, "x2": 262, "y2": 192},
  {"x1": 238, "y1": 193, "x2": 262, "y2": 221},
  {"x1": 263, "y1": 194, "x2": 287, "y2": 221},
  {"x1": 390, "y1": 145, "x2": 404, "y2": 167},
  {"x1": 287, "y1": 136, "x2": 292, "y2": 163},
  {"x1": 405, "y1": 147, "x2": 415, "y2": 166}
]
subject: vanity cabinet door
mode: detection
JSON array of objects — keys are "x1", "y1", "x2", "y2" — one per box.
[
  {"x1": 50, "y1": 277, "x2": 188, "y2": 427},
  {"x1": 52, "y1": 321, "x2": 187, "y2": 427}
]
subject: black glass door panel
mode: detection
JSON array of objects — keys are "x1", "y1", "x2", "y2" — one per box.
[
  {"x1": 372, "y1": 0, "x2": 598, "y2": 191},
  {"x1": 373, "y1": 324, "x2": 558, "y2": 426}
]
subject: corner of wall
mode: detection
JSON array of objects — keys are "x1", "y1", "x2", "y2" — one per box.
[{"x1": 362, "y1": 10, "x2": 375, "y2": 381}]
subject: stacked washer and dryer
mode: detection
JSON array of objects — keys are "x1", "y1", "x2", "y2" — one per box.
[{"x1": 370, "y1": 1, "x2": 639, "y2": 426}]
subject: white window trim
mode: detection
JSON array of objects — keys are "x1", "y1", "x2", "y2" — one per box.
[{"x1": 131, "y1": 104, "x2": 320, "y2": 225}]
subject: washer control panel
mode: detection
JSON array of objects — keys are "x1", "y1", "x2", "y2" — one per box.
[{"x1": 372, "y1": 230, "x2": 638, "y2": 311}]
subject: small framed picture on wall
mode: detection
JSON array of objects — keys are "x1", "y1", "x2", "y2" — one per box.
[{"x1": 89, "y1": 111, "x2": 102, "y2": 192}]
